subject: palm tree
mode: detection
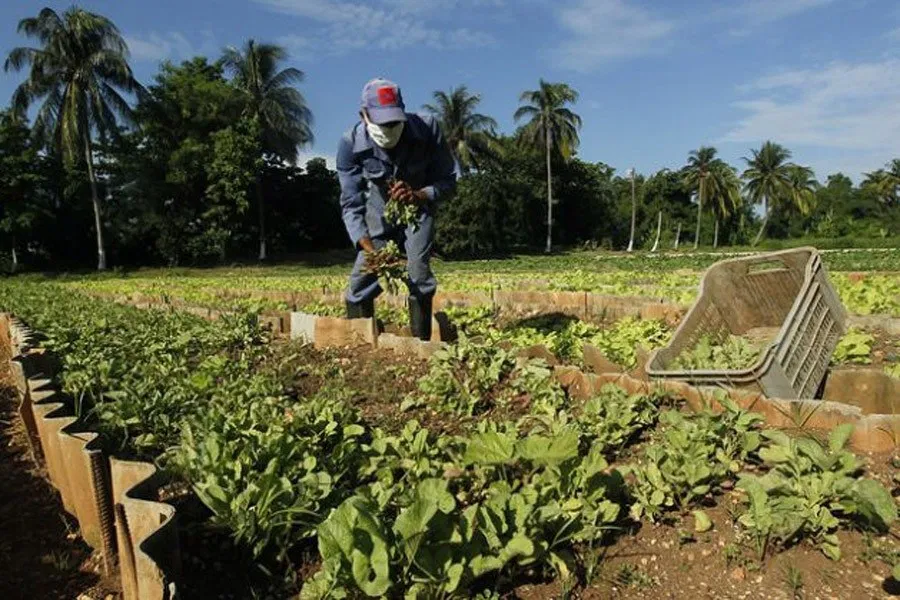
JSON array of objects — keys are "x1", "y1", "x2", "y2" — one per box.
[
  {"x1": 786, "y1": 164, "x2": 818, "y2": 217},
  {"x1": 741, "y1": 141, "x2": 792, "y2": 246},
  {"x1": 709, "y1": 164, "x2": 742, "y2": 248},
  {"x1": 682, "y1": 147, "x2": 720, "y2": 249},
  {"x1": 223, "y1": 40, "x2": 313, "y2": 261},
  {"x1": 514, "y1": 80, "x2": 582, "y2": 253},
  {"x1": 5, "y1": 7, "x2": 141, "y2": 270},
  {"x1": 862, "y1": 159, "x2": 900, "y2": 206},
  {"x1": 423, "y1": 86, "x2": 499, "y2": 173}
]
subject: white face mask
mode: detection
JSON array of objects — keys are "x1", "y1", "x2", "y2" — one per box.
[{"x1": 363, "y1": 112, "x2": 404, "y2": 149}]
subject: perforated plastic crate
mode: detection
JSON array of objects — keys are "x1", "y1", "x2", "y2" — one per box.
[{"x1": 646, "y1": 248, "x2": 846, "y2": 399}]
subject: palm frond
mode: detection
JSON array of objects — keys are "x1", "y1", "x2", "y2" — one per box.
[
  {"x1": 17, "y1": 8, "x2": 63, "y2": 43},
  {"x1": 266, "y1": 67, "x2": 304, "y2": 91},
  {"x1": 513, "y1": 105, "x2": 539, "y2": 122},
  {"x1": 4, "y1": 46, "x2": 42, "y2": 72}
]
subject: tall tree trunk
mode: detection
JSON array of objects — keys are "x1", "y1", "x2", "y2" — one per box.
[
  {"x1": 10, "y1": 237, "x2": 17, "y2": 273},
  {"x1": 752, "y1": 195, "x2": 769, "y2": 247},
  {"x1": 544, "y1": 128, "x2": 553, "y2": 254},
  {"x1": 650, "y1": 211, "x2": 662, "y2": 253},
  {"x1": 256, "y1": 177, "x2": 267, "y2": 261},
  {"x1": 693, "y1": 190, "x2": 703, "y2": 250},
  {"x1": 674, "y1": 222, "x2": 681, "y2": 249},
  {"x1": 627, "y1": 170, "x2": 637, "y2": 252},
  {"x1": 713, "y1": 218, "x2": 719, "y2": 249},
  {"x1": 84, "y1": 137, "x2": 106, "y2": 271}
]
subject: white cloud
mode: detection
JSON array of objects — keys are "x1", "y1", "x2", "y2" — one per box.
[
  {"x1": 125, "y1": 31, "x2": 218, "y2": 63},
  {"x1": 722, "y1": 59, "x2": 900, "y2": 151},
  {"x1": 550, "y1": 0, "x2": 675, "y2": 71},
  {"x1": 296, "y1": 150, "x2": 337, "y2": 170},
  {"x1": 253, "y1": 0, "x2": 496, "y2": 54},
  {"x1": 381, "y1": 0, "x2": 505, "y2": 14},
  {"x1": 726, "y1": 0, "x2": 836, "y2": 27},
  {"x1": 723, "y1": 0, "x2": 837, "y2": 36},
  {"x1": 721, "y1": 59, "x2": 900, "y2": 179},
  {"x1": 549, "y1": 0, "x2": 838, "y2": 71},
  {"x1": 276, "y1": 34, "x2": 315, "y2": 62},
  {"x1": 444, "y1": 28, "x2": 496, "y2": 48}
]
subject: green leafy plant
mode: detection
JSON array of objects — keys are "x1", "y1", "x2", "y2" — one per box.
[
  {"x1": 886, "y1": 363, "x2": 900, "y2": 379},
  {"x1": 614, "y1": 564, "x2": 656, "y2": 590},
  {"x1": 670, "y1": 334, "x2": 762, "y2": 370},
  {"x1": 382, "y1": 178, "x2": 423, "y2": 231},
  {"x1": 299, "y1": 301, "x2": 344, "y2": 318},
  {"x1": 832, "y1": 329, "x2": 875, "y2": 365},
  {"x1": 736, "y1": 425, "x2": 897, "y2": 562},
  {"x1": 832, "y1": 274, "x2": 900, "y2": 317},
  {"x1": 364, "y1": 241, "x2": 406, "y2": 295},
  {"x1": 495, "y1": 315, "x2": 670, "y2": 367},
  {"x1": 303, "y1": 422, "x2": 627, "y2": 599},
  {"x1": 412, "y1": 335, "x2": 519, "y2": 415},
  {"x1": 413, "y1": 335, "x2": 566, "y2": 416},
  {"x1": 782, "y1": 564, "x2": 804, "y2": 599},
  {"x1": 573, "y1": 385, "x2": 665, "y2": 457},
  {"x1": 628, "y1": 397, "x2": 762, "y2": 522},
  {"x1": 173, "y1": 388, "x2": 367, "y2": 561}
]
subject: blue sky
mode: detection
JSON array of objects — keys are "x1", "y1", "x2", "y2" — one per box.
[{"x1": 2, "y1": 0, "x2": 899, "y2": 180}]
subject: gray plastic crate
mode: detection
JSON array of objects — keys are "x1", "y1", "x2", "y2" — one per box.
[{"x1": 646, "y1": 247, "x2": 846, "y2": 399}]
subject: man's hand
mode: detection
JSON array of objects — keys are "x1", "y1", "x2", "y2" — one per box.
[
  {"x1": 358, "y1": 236, "x2": 376, "y2": 253},
  {"x1": 389, "y1": 179, "x2": 427, "y2": 205}
]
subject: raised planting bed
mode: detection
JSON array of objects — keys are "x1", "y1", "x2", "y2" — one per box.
[
  {"x1": 4, "y1": 279, "x2": 900, "y2": 599},
  {"x1": 4, "y1": 315, "x2": 179, "y2": 600}
]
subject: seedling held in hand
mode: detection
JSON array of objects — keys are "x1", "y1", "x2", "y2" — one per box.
[{"x1": 383, "y1": 177, "x2": 423, "y2": 231}]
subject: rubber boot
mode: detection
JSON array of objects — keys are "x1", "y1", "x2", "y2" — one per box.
[
  {"x1": 345, "y1": 297, "x2": 375, "y2": 319},
  {"x1": 408, "y1": 294, "x2": 433, "y2": 341}
]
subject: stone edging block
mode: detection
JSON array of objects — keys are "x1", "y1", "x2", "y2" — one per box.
[
  {"x1": 552, "y1": 362, "x2": 900, "y2": 454},
  {"x1": 377, "y1": 333, "x2": 446, "y2": 359},
  {"x1": 2, "y1": 314, "x2": 180, "y2": 599},
  {"x1": 289, "y1": 312, "x2": 378, "y2": 349}
]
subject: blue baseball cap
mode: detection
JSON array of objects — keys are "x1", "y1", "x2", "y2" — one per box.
[{"x1": 361, "y1": 78, "x2": 407, "y2": 124}]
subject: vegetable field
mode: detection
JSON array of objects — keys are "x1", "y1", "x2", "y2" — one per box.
[
  {"x1": 1, "y1": 249, "x2": 900, "y2": 599},
  {"x1": 58, "y1": 248, "x2": 900, "y2": 318}
]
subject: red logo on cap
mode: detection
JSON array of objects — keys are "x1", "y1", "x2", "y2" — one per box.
[{"x1": 377, "y1": 86, "x2": 397, "y2": 106}]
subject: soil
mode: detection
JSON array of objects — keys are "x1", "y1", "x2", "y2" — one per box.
[
  {"x1": 514, "y1": 453, "x2": 900, "y2": 600},
  {"x1": 277, "y1": 341, "x2": 476, "y2": 436},
  {"x1": 0, "y1": 342, "x2": 120, "y2": 599},
  {"x1": 552, "y1": 498, "x2": 900, "y2": 600},
  {"x1": 867, "y1": 329, "x2": 900, "y2": 370}
]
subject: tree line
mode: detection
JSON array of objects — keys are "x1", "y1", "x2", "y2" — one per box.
[{"x1": 1, "y1": 7, "x2": 898, "y2": 272}]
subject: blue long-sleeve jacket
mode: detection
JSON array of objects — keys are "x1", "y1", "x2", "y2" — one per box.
[{"x1": 337, "y1": 113, "x2": 456, "y2": 246}]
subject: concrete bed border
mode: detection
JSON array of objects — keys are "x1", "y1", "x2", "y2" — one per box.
[
  {"x1": 96, "y1": 287, "x2": 900, "y2": 336},
  {"x1": 2, "y1": 314, "x2": 179, "y2": 600},
  {"x1": 553, "y1": 366, "x2": 900, "y2": 454}
]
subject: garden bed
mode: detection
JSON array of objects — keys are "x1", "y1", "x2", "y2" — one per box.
[
  {"x1": 2, "y1": 280, "x2": 900, "y2": 599},
  {"x1": 0, "y1": 342, "x2": 119, "y2": 600}
]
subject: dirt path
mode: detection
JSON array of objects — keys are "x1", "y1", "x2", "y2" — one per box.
[{"x1": 0, "y1": 346, "x2": 116, "y2": 599}]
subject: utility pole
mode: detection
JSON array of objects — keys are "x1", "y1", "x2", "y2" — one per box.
[{"x1": 626, "y1": 167, "x2": 637, "y2": 252}]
